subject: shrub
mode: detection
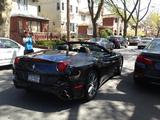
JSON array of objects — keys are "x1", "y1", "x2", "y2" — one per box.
[
  {"x1": 100, "y1": 29, "x2": 113, "y2": 38},
  {"x1": 35, "y1": 40, "x2": 64, "y2": 49}
]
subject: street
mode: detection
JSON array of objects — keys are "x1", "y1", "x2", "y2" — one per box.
[{"x1": 0, "y1": 46, "x2": 160, "y2": 120}]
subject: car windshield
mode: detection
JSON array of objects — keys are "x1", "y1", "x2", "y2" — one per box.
[
  {"x1": 89, "y1": 38, "x2": 107, "y2": 42},
  {"x1": 142, "y1": 37, "x2": 152, "y2": 40},
  {"x1": 110, "y1": 36, "x2": 124, "y2": 40},
  {"x1": 89, "y1": 38, "x2": 100, "y2": 42},
  {"x1": 55, "y1": 42, "x2": 107, "y2": 53},
  {"x1": 132, "y1": 37, "x2": 139, "y2": 39},
  {"x1": 145, "y1": 40, "x2": 160, "y2": 51}
]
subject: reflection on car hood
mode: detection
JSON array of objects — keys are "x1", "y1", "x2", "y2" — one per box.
[{"x1": 27, "y1": 50, "x2": 95, "y2": 67}]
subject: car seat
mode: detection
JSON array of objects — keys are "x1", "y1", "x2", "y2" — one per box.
[{"x1": 79, "y1": 46, "x2": 90, "y2": 53}]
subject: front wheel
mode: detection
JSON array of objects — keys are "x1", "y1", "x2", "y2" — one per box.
[
  {"x1": 84, "y1": 71, "x2": 99, "y2": 101},
  {"x1": 115, "y1": 58, "x2": 123, "y2": 75}
]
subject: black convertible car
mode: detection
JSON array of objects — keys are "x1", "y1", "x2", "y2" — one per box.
[{"x1": 13, "y1": 42, "x2": 123, "y2": 101}]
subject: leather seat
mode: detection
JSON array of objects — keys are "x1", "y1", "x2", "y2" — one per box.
[{"x1": 79, "y1": 47, "x2": 90, "y2": 53}]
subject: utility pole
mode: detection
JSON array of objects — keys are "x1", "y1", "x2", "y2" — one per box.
[{"x1": 67, "y1": 0, "x2": 70, "y2": 42}]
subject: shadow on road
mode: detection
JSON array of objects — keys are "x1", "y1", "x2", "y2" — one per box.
[
  {"x1": 0, "y1": 65, "x2": 12, "y2": 70},
  {"x1": 0, "y1": 67, "x2": 159, "y2": 120}
]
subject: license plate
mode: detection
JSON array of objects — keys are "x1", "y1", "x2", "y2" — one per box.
[{"x1": 28, "y1": 74, "x2": 40, "y2": 83}]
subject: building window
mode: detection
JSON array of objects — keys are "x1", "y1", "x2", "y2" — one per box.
[
  {"x1": 17, "y1": 0, "x2": 20, "y2": 9},
  {"x1": 17, "y1": 0, "x2": 28, "y2": 10},
  {"x1": 76, "y1": 7, "x2": 78, "y2": 13},
  {"x1": 70, "y1": 5, "x2": 72, "y2": 12},
  {"x1": 81, "y1": 15, "x2": 86, "y2": 21},
  {"x1": 62, "y1": 2, "x2": 64, "y2": 10},
  {"x1": 18, "y1": 20, "x2": 23, "y2": 33},
  {"x1": 57, "y1": 2, "x2": 60, "y2": 10},
  {"x1": 38, "y1": 5, "x2": 41, "y2": 12},
  {"x1": 70, "y1": 23, "x2": 75, "y2": 32},
  {"x1": 115, "y1": 18, "x2": 118, "y2": 23},
  {"x1": 28, "y1": 21, "x2": 41, "y2": 32}
]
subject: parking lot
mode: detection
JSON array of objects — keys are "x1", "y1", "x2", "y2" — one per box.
[{"x1": 0, "y1": 46, "x2": 159, "y2": 120}]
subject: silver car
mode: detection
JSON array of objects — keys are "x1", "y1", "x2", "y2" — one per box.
[
  {"x1": 137, "y1": 37, "x2": 153, "y2": 49},
  {"x1": 129, "y1": 36, "x2": 141, "y2": 45},
  {"x1": 89, "y1": 38, "x2": 115, "y2": 50}
]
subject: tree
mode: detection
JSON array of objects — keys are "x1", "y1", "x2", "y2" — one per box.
[
  {"x1": 0, "y1": 0, "x2": 12, "y2": 37},
  {"x1": 144, "y1": 12, "x2": 160, "y2": 37},
  {"x1": 0, "y1": 0, "x2": 5, "y2": 25},
  {"x1": 87, "y1": 0, "x2": 104, "y2": 38},
  {"x1": 100, "y1": 28, "x2": 113, "y2": 38},
  {"x1": 131, "y1": 0, "x2": 151, "y2": 36},
  {"x1": 105, "y1": 0, "x2": 139, "y2": 37}
]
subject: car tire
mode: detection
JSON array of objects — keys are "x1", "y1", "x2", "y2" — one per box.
[
  {"x1": 84, "y1": 70, "x2": 99, "y2": 101},
  {"x1": 115, "y1": 58, "x2": 123, "y2": 75}
]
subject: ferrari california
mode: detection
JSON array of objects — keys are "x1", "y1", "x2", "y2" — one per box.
[{"x1": 13, "y1": 41, "x2": 123, "y2": 101}]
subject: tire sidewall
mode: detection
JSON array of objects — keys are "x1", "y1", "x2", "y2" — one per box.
[{"x1": 84, "y1": 70, "x2": 99, "y2": 101}]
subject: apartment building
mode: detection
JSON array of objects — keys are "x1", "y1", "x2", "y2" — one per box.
[
  {"x1": 38, "y1": 0, "x2": 79, "y2": 38},
  {"x1": 102, "y1": 14, "x2": 124, "y2": 36},
  {"x1": 78, "y1": 1, "x2": 103, "y2": 38},
  {"x1": 10, "y1": 0, "x2": 49, "y2": 43}
]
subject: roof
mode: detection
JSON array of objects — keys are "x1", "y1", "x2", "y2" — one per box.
[{"x1": 11, "y1": 13, "x2": 49, "y2": 21}]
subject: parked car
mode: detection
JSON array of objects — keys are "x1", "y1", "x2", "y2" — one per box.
[
  {"x1": 0, "y1": 37, "x2": 44, "y2": 67},
  {"x1": 137, "y1": 37, "x2": 153, "y2": 49},
  {"x1": 88, "y1": 38, "x2": 115, "y2": 50},
  {"x1": 108, "y1": 36, "x2": 128, "y2": 48},
  {"x1": 129, "y1": 36, "x2": 141, "y2": 45},
  {"x1": 13, "y1": 41, "x2": 123, "y2": 101},
  {"x1": 134, "y1": 38, "x2": 160, "y2": 85},
  {"x1": 0, "y1": 37, "x2": 24, "y2": 66}
]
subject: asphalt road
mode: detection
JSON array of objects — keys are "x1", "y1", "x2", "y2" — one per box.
[{"x1": 0, "y1": 46, "x2": 160, "y2": 120}]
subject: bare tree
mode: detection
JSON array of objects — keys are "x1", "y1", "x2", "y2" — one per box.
[
  {"x1": 131, "y1": 0, "x2": 151, "y2": 36},
  {"x1": 87, "y1": 0, "x2": 104, "y2": 38},
  {"x1": 105, "y1": 0, "x2": 139, "y2": 37},
  {"x1": 0, "y1": 0, "x2": 5, "y2": 25},
  {"x1": 0, "y1": 0, "x2": 12, "y2": 37}
]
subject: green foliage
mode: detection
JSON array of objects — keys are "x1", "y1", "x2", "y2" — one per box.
[
  {"x1": 100, "y1": 29, "x2": 113, "y2": 38},
  {"x1": 35, "y1": 40, "x2": 64, "y2": 49}
]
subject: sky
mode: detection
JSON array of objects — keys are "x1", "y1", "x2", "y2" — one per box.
[
  {"x1": 150, "y1": 0, "x2": 160, "y2": 12},
  {"x1": 79, "y1": 0, "x2": 160, "y2": 13}
]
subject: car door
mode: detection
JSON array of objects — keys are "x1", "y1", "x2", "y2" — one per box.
[
  {"x1": 89, "y1": 45, "x2": 114, "y2": 84},
  {"x1": 0, "y1": 39, "x2": 24, "y2": 66},
  {"x1": 0, "y1": 39, "x2": 7, "y2": 66}
]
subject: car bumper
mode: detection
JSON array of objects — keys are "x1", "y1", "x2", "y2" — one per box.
[
  {"x1": 13, "y1": 73, "x2": 85, "y2": 100},
  {"x1": 134, "y1": 67, "x2": 160, "y2": 85}
]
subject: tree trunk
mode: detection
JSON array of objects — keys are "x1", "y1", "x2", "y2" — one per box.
[
  {"x1": 92, "y1": 20, "x2": 97, "y2": 38},
  {"x1": 0, "y1": 0, "x2": 12, "y2": 37},
  {"x1": 123, "y1": 21, "x2": 127, "y2": 38},
  {"x1": 156, "y1": 28, "x2": 160, "y2": 37},
  {"x1": 135, "y1": 21, "x2": 139, "y2": 36}
]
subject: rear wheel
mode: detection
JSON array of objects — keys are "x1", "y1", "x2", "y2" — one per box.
[{"x1": 84, "y1": 71, "x2": 99, "y2": 101}]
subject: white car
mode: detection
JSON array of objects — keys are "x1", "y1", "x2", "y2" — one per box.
[
  {"x1": 0, "y1": 37, "x2": 43, "y2": 66},
  {"x1": 138, "y1": 37, "x2": 153, "y2": 49},
  {"x1": 0, "y1": 37, "x2": 24, "y2": 66}
]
